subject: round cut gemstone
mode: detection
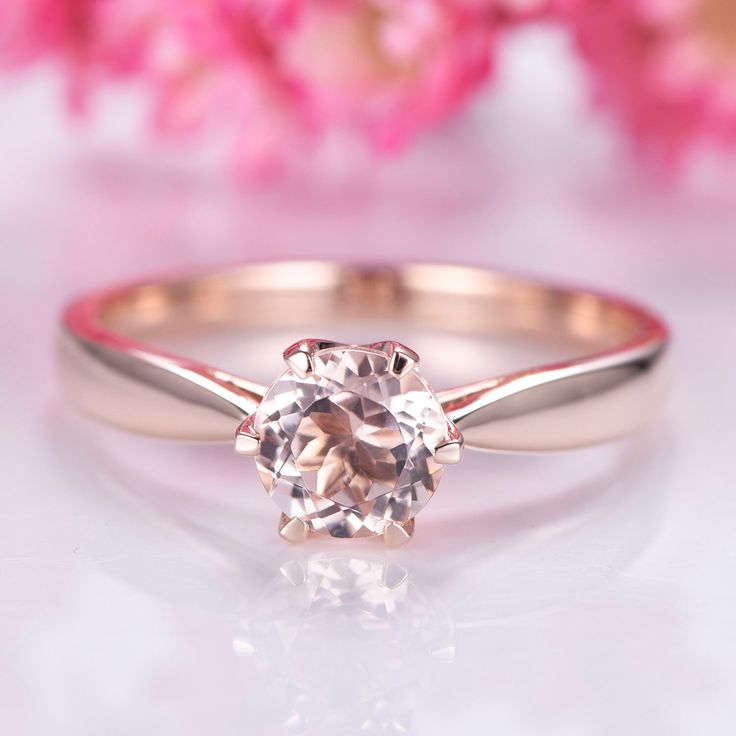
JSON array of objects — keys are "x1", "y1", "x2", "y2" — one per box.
[{"x1": 254, "y1": 346, "x2": 447, "y2": 538}]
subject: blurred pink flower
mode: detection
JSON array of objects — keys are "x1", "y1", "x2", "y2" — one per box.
[
  {"x1": 0, "y1": 0, "x2": 156, "y2": 109},
  {"x1": 562, "y1": 0, "x2": 736, "y2": 163},
  {"x1": 0, "y1": 0, "x2": 497, "y2": 177},
  {"x1": 493, "y1": 0, "x2": 552, "y2": 24}
]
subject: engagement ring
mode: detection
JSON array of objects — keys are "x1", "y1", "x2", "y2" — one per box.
[{"x1": 59, "y1": 262, "x2": 669, "y2": 546}]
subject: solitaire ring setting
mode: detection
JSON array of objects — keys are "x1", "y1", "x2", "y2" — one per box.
[
  {"x1": 59, "y1": 262, "x2": 669, "y2": 546},
  {"x1": 242, "y1": 339, "x2": 462, "y2": 545}
]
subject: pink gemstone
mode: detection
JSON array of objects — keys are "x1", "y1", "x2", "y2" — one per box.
[{"x1": 254, "y1": 346, "x2": 447, "y2": 538}]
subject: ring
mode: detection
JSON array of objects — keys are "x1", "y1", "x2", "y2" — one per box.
[{"x1": 59, "y1": 261, "x2": 669, "y2": 546}]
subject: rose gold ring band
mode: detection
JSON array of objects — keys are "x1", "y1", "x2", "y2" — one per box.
[{"x1": 58, "y1": 261, "x2": 669, "y2": 454}]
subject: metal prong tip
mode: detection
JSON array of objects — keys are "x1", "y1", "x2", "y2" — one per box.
[
  {"x1": 285, "y1": 351, "x2": 313, "y2": 378},
  {"x1": 234, "y1": 416, "x2": 260, "y2": 456},
  {"x1": 383, "y1": 519, "x2": 414, "y2": 548},
  {"x1": 434, "y1": 423, "x2": 464, "y2": 464},
  {"x1": 387, "y1": 343, "x2": 419, "y2": 377},
  {"x1": 283, "y1": 344, "x2": 314, "y2": 378},
  {"x1": 278, "y1": 514, "x2": 310, "y2": 544}
]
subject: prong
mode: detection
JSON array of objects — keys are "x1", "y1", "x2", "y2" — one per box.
[
  {"x1": 383, "y1": 518, "x2": 415, "y2": 548},
  {"x1": 234, "y1": 414, "x2": 260, "y2": 456},
  {"x1": 282, "y1": 339, "x2": 339, "y2": 379},
  {"x1": 434, "y1": 420, "x2": 464, "y2": 464},
  {"x1": 283, "y1": 342, "x2": 314, "y2": 378},
  {"x1": 278, "y1": 514, "x2": 310, "y2": 544},
  {"x1": 369, "y1": 341, "x2": 419, "y2": 377},
  {"x1": 389, "y1": 346, "x2": 418, "y2": 377}
]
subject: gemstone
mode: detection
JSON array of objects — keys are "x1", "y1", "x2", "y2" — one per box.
[{"x1": 254, "y1": 345, "x2": 448, "y2": 538}]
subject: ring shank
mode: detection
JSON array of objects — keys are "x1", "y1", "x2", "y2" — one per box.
[{"x1": 59, "y1": 262, "x2": 669, "y2": 451}]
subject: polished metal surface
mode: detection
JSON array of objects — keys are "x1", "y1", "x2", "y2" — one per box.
[{"x1": 59, "y1": 261, "x2": 669, "y2": 452}]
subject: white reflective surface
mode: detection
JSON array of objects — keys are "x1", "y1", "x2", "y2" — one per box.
[{"x1": 2, "y1": 28, "x2": 736, "y2": 735}]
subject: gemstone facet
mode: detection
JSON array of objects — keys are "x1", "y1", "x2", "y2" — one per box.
[{"x1": 254, "y1": 343, "x2": 451, "y2": 539}]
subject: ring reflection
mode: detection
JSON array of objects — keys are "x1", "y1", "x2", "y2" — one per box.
[{"x1": 234, "y1": 551, "x2": 454, "y2": 734}]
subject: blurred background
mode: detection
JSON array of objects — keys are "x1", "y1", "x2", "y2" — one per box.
[{"x1": 1, "y1": 3, "x2": 736, "y2": 735}]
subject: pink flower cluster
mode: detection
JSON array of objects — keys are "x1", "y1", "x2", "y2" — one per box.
[
  {"x1": 0, "y1": 0, "x2": 497, "y2": 176},
  {"x1": 562, "y1": 0, "x2": 736, "y2": 163},
  {"x1": 3, "y1": 0, "x2": 736, "y2": 174}
]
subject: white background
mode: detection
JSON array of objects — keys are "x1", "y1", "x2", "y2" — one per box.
[{"x1": 1, "y1": 27, "x2": 735, "y2": 735}]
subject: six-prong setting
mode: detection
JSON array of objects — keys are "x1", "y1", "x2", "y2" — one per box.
[{"x1": 237, "y1": 339, "x2": 464, "y2": 546}]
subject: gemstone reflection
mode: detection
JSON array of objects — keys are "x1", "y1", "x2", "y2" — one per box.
[{"x1": 234, "y1": 555, "x2": 455, "y2": 733}]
